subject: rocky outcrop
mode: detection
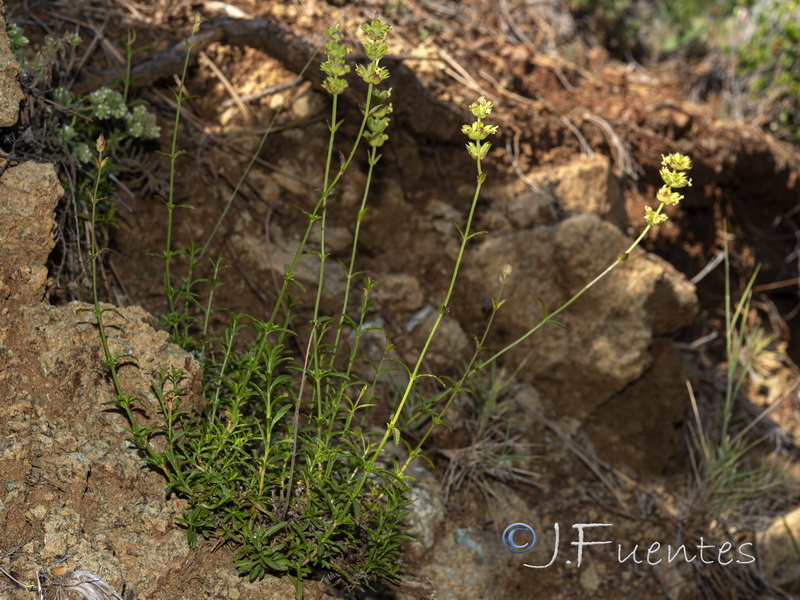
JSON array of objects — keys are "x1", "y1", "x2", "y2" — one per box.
[
  {"x1": 0, "y1": 22, "x2": 291, "y2": 598},
  {"x1": 459, "y1": 154, "x2": 698, "y2": 475},
  {"x1": 0, "y1": 1, "x2": 23, "y2": 127}
]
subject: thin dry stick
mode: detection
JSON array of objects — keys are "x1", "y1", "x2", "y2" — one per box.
[
  {"x1": 497, "y1": 0, "x2": 540, "y2": 47},
  {"x1": 521, "y1": 403, "x2": 631, "y2": 510},
  {"x1": 49, "y1": 13, "x2": 112, "y2": 90},
  {"x1": 70, "y1": 15, "x2": 462, "y2": 141},
  {"x1": 475, "y1": 65, "x2": 544, "y2": 111},
  {"x1": 480, "y1": 82, "x2": 590, "y2": 154},
  {"x1": 220, "y1": 76, "x2": 303, "y2": 108},
  {"x1": 0, "y1": 565, "x2": 31, "y2": 592},
  {"x1": 57, "y1": 12, "x2": 123, "y2": 67},
  {"x1": 263, "y1": 203, "x2": 280, "y2": 299},
  {"x1": 753, "y1": 277, "x2": 800, "y2": 292},
  {"x1": 114, "y1": 0, "x2": 149, "y2": 21},
  {"x1": 560, "y1": 113, "x2": 593, "y2": 156},
  {"x1": 201, "y1": 0, "x2": 253, "y2": 19},
  {"x1": 582, "y1": 112, "x2": 640, "y2": 179},
  {"x1": 496, "y1": 0, "x2": 579, "y2": 93},
  {"x1": 732, "y1": 379, "x2": 800, "y2": 444},
  {"x1": 147, "y1": 88, "x2": 317, "y2": 188},
  {"x1": 517, "y1": 92, "x2": 593, "y2": 156},
  {"x1": 505, "y1": 135, "x2": 548, "y2": 197},
  {"x1": 438, "y1": 47, "x2": 493, "y2": 99},
  {"x1": 71, "y1": 17, "x2": 110, "y2": 84},
  {"x1": 687, "y1": 379, "x2": 711, "y2": 462},
  {"x1": 198, "y1": 50, "x2": 254, "y2": 125},
  {"x1": 690, "y1": 250, "x2": 725, "y2": 285}
]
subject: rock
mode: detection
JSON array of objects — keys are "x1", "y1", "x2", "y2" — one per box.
[
  {"x1": 0, "y1": 298, "x2": 295, "y2": 600},
  {"x1": 0, "y1": 161, "x2": 63, "y2": 312},
  {"x1": 402, "y1": 458, "x2": 446, "y2": 563},
  {"x1": 516, "y1": 154, "x2": 628, "y2": 229},
  {"x1": 307, "y1": 223, "x2": 354, "y2": 254},
  {"x1": 372, "y1": 273, "x2": 424, "y2": 313},
  {"x1": 460, "y1": 214, "x2": 697, "y2": 474},
  {"x1": 0, "y1": 302, "x2": 214, "y2": 600},
  {"x1": 229, "y1": 208, "x2": 348, "y2": 306},
  {"x1": 0, "y1": 152, "x2": 295, "y2": 599},
  {"x1": 0, "y1": 3, "x2": 24, "y2": 127},
  {"x1": 407, "y1": 307, "x2": 472, "y2": 371},
  {"x1": 408, "y1": 482, "x2": 545, "y2": 600},
  {"x1": 345, "y1": 316, "x2": 409, "y2": 390},
  {"x1": 758, "y1": 505, "x2": 800, "y2": 591},
  {"x1": 419, "y1": 526, "x2": 493, "y2": 599},
  {"x1": 505, "y1": 189, "x2": 558, "y2": 229},
  {"x1": 579, "y1": 338, "x2": 690, "y2": 474},
  {"x1": 291, "y1": 88, "x2": 325, "y2": 119}
]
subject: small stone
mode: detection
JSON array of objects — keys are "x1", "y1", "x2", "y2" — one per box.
[
  {"x1": 373, "y1": 273, "x2": 424, "y2": 312},
  {"x1": 758, "y1": 505, "x2": 800, "y2": 591},
  {"x1": 291, "y1": 90, "x2": 325, "y2": 119},
  {"x1": 30, "y1": 504, "x2": 48, "y2": 520}
]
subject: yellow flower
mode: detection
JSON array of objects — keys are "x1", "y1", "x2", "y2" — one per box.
[
  {"x1": 661, "y1": 153, "x2": 692, "y2": 171},
  {"x1": 656, "y1": 185, "x2": 683, "y2": 206},
  {"x1": 645, "y1": 205, "x2": 668, "y2": 226}
]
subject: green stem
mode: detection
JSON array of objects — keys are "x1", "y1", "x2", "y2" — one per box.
[
  {"x1": 302, "y1": 154, "x2": 488, "y2": 567},
  {"x1": 332, "y1": 144, "x2": 379, "y2": 364},
  {"x1": 400, "y1": 279, "x2": 509, "y2": 471},
  {"x1": 397, "y1": 203, "x2": 669, "y2": 473},
  {"x1": 310, "y1": 94, "x2": 340, "y2": 423},
  {"x1": 122, "y1": 31, "x2": 133, "y2": 105},
  {"x1": 89, "y1": 151, "x2": 119, "y2": 394},
  {"x1": 382, "y1": 161, "x2": 485, "y2": 445},
  {"x1": 200, "y1": 255, "x2": 224, "y2": 350},
  {"x1": 337, "y1": 156, "x2": 487, "y2": 514},
  {"x1": 722, "y1": 231, "x2": 734, "y2": 444},
  {"x1": 473, "y1": 202, "x2": 669, "y2": 371},
  {"x1": 267, "y1": 85, "x2": 375, "y2": 327},
  {"x1": 88, "y1": 142, "x2": 157, "y2": 464},
  {"x1": 162, "y1": 37, "x2": 197, "y2": 320}
]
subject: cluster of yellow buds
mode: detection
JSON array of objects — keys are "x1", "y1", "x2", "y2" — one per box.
[
  {"x1": 355, "y1": 18, "x2": 391, "y2": 84},
  {"x1": 462, "y1": 97, "x2": 498, "y2": 161},
  {"x1": 645, "y1": 153, "x2": 692, "y2": 227},
  {"x1": 320, "y1": 25, "x2": 351, "y2": 96},
  {"x1": 364, "y1": 88, "x2": 392, "y2": 148}
]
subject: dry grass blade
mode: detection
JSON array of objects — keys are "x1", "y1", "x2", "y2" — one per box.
[
  {"x1": 436, "y1": 378, "x2": 540, "y2": 505},
  {"x1": 438, "y1": 435, "x2": 539, "y2": 504},
  {"x1": 198, "y1": 50, "x2": 254, "y2": 125},
  {"x1": 519, "y1": 400, "x2": 632, "y2": 511},
  {"x1": 43, "y1": 569, "x2": 123, "y2": 600},
  {"x1": 437, "y1": 47, "x2": 492, "y2": 99},
  {"x1": 582, "y1": 111, "x2": 641, "y2": 180}
]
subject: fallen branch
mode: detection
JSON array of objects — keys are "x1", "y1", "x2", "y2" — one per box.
[{"x1": 73, "y1": 16, "x2": 461, "y2": 141}]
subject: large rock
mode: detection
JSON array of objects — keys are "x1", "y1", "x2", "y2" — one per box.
[
  {"x1": 758, "y1": 505, "x2": 800, "y2": 592},
  {"x1": 0, "y1": 161, "x2": 62, "y2": 313},
  {"x1": 0, "y1": 286, "x2": 296, "y2": 600},
  {"x1": 459, "y1": 211, "x2": 697, "y2": 474},
  {"x1": 0, "y1": 1, "x2": 24, "y2": 127},
  {"x1": 0, "y1": 125, "x2": 293, "y2": 600},
  {"x1": 506, "y1": 153, "x2": 628, "y2": 230},
  {"x1": 0, "y1": 295, "x2": 309, "y2": 599}
]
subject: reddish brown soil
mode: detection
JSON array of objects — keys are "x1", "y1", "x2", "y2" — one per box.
[{"x1": 2, "y1": 1, "x2": 799, "y2": 599}]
